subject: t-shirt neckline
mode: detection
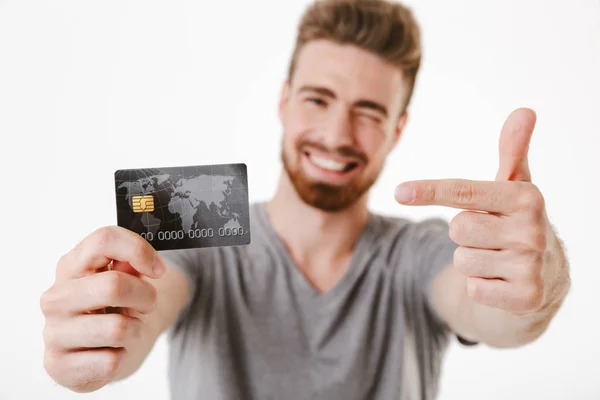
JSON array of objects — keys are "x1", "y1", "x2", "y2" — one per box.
[{"x1": 252, "y1": 201, "x2": 379, "y2": 304}]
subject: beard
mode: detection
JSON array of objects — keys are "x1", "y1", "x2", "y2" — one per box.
[{"x1": 281, "y1": 139, "x2": 379, "y2": 212}]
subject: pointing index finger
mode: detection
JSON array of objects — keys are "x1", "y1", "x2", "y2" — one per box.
[
  {"x1": 395, "y1": 179, "x2": 519, "y2": 213},
  {"x1": 57, "y1": 226, "x2": 166, "y2": 281}
]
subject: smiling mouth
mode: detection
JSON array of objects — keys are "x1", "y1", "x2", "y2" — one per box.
[{"x1": 303, "y1": 151, "x2": 359, "y2": 173}]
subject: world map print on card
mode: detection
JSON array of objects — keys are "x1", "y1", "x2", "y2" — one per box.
[{"x1": 114, "y1": 163, "x2": 250, "y2": 251}]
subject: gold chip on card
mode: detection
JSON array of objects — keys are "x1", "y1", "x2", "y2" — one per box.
[{"x1": 131, "y1": 195, "x2": 154, "y2": 213}]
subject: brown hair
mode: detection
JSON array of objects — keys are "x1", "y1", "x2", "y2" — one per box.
[{"x1": 287, "y1": 0, "x2": 422, "y2": 116}]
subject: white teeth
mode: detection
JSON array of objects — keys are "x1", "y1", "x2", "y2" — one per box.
[{"x1": 309, "y1": 154, "x2": 348, "y2": 171}]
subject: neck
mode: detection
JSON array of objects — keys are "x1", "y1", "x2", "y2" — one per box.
[{"x1": 265, "y1": 170, "x2": 370, "y2": 268}]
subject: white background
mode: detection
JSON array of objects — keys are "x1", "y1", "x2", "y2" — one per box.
[{"x1": 0, "y1": 0, "x2": 598, "y2": 399}]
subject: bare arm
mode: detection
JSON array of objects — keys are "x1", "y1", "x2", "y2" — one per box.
[{"x1": 393, "y1": 108, "x2": 572, "y2": 348}]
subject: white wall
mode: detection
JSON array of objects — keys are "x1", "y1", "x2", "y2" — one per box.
[{"x1": 0, "y1": 0, "x2": 598, "y2": 398}]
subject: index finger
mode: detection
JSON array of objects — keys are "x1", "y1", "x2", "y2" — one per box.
[
  {"x1": 394, "y1": 179, "x2": 520, "y2": 213},
  {"x1": 56, "y1": 226, "x2": 165, "y2": 281}
]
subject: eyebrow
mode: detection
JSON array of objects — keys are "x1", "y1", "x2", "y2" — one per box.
[{"x1": 297, "y1": 85, "x2": 388, "y2": 118}]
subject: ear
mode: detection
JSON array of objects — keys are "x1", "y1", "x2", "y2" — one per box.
[
  {"x1": 278, "y1": 80, "x2": 290, "y2": 123},
  {"x1": 391, "y1": 111, "x2": 408, "y2": 148}
]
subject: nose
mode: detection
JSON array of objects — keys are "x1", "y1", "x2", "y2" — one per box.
[{"x1": 320, "y1": 106, "x2": 355, "y2": 149}]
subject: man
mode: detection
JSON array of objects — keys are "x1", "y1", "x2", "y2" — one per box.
[{"x1": 40, "y1": 0, "x2": 571, "y2": 399}]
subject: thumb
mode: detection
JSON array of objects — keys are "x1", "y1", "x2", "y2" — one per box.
[{"x1": 495, "y1": 107, "x2": 536, "y2": 182}]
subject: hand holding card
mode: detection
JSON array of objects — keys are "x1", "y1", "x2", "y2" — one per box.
[
  {"x1": 38, "y1": 163, "x2": 247, "y2": 391},
  {"x1": 39, "y1": 225, "x2": 165, "y2": 391}
]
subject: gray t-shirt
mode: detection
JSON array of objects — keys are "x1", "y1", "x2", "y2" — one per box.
[{"x1": 159, "y1": 201, "x2": 472, "y2": 400}]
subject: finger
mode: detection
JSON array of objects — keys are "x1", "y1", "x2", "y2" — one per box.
[
  {"x1": 104, "y1": 260, "x2": 142, "y2": 314},
  {"x1": 495, "y1": 107, "x2": 536, "y2": 182},
  {"x1": 466, "y1": 277, "x2": 511, "y2": 310},
  {"x1": 395, "y1": 179, "x2": 523, "y2": 213},
  {"x1": 449, "y1": 211, "x2": 507, "y2": 249},
  {"x1": 111, "y1": 260, "x2": 141, "y2": 277},
  {"x1": 41, "y1": 270, "x2": 157, "y2": 316},
  {"x1": 56, "y1": 226, "x2": 166, "y2": 281},
  {"x1": 44, "y1": 314, "x2": 142, "y2": 350},
  {"x1": 44, "y1": 347, "x2": 125, "y2": 391},
  {"x1": 466, "y1": 277, "x2": 543, "y2": 314},
  {"x1": 453, "y1": 247, "x2": 515, "y2": 279}
]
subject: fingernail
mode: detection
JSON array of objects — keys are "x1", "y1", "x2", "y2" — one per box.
[
  {"x1": 395, "y1": 184, "x2": 415, "y2": 203},
  {"x1": 153, "y1": 253, "x2": 166, "y2": 277}
]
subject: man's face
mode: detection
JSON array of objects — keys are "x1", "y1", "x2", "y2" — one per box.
[{"x1": 279, "y1": 39, "x2": 408, "y2": 212}]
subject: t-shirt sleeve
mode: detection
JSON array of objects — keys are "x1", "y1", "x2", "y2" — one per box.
[
  {"x1": 158, "y1": 247, "x2": 212, "y2": 334},
  {"x1": 402, "y1": 218, "x2": 478, "y2": 346}
]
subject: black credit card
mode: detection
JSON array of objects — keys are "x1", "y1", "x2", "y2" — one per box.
[{"x1": 114, "y1": 163, "x2": 250, "y2": 251}]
